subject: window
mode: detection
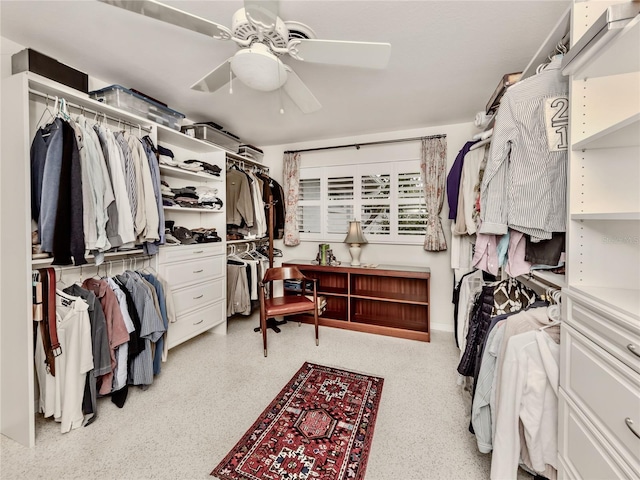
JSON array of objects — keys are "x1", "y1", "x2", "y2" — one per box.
[{"x1": 297, "y1": 161, "x2": 427, "y2": 244}]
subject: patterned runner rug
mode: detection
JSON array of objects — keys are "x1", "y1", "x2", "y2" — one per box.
[{"x1": 211, "y1": 362, "x2": 384, "y2": 480}]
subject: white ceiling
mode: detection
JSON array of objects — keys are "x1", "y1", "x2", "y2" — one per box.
[{"x1": 1, "y1": 0, "x2": 570, "y2": 147}]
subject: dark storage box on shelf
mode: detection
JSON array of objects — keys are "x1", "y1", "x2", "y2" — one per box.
[
  {"x1": 12, "y1": 48, "x2": 89, "y2": 93},
  {"x1": 89, "y1": 84, "x2": 185, "y2": 129}
]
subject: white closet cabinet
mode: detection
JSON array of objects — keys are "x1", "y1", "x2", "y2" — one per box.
[
  {"x1": 559, "y1": 1, "x2": 640, "y2": 478},
  {"x1": 0, "y1": 72, "x2": 228, "y2": 447}
]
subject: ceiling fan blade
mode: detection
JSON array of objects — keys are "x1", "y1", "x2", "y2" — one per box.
[
  {"x1": 289, "y1": 39, "x2": 391, "y2": 69},
  {"x1": 282, "y1": 67, "x2": 321, "y2": 114},
  {"x1": 244, "y1": 0, "x2": 280, "y2": 32},
  {"x1": 99, "y1": 0, "x2": 232, "y2": 40},
  {"x1": 191, "y1": 60, "x2": 234, "y2": 93}
]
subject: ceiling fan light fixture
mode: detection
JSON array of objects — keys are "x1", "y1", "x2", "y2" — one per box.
[{"x1": 230, "y1": 43, "x2": 287, "y2": 92}]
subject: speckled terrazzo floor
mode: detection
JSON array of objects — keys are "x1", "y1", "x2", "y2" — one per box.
[{"x1": 1, "y1": 314, "x2": 532, "y2": 480}]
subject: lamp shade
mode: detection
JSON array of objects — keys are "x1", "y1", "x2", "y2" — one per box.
[{"x1": 344, "y1": 221, "x2": 368, "y2": 245}]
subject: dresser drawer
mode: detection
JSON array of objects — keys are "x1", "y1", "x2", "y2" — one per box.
[
  {"x1": 565, "y1": 290, "x2": 640, "y2": 374},
  {"x1": 561, "y1": 324, "x2": 640, "y2": 473},
  {"x1": 161, "y1": 255, "x2": 224, "y2": 289},
  {"x1": 559, "y1": 391, "x2": 636, "y2": 480},
  {"x1": 172, "y1": 277, "x2": 224, "y2": 316},
  {"x1": 167, "y1": 301, "x2": 225, "y2": 349},
  {"x1": 159, "y1": 243, "x2": 223, "y2": 263}
]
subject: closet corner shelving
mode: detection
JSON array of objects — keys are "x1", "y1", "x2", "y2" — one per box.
[
  {"x1": 563, "y1": 0, "x2": 640, "y2": 316},
  {"x1": 0, "y1": 70, "x2": 230, "y2": 447},
  {"x1": 558, "y1": 2, "x2": 640, "y2": 479}
]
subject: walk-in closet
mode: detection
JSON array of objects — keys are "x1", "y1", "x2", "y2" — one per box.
[{"x1": 1, "y1": 1, "x2": 638, "y2": 479}]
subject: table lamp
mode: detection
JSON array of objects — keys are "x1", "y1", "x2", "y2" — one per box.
[{"x1": 344, "y1": 220, "x2": 368, "y2": 266}]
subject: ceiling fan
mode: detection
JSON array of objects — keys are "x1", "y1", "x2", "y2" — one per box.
[{"x1": 99, "y1": 0, "x2": 391, "y2": 113}]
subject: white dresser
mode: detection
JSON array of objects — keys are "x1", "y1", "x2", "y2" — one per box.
[
  {"x1": 559, "y1": 290, "x2": 640, "y2": 479},
  {"x1": 159, "y1": 243, "x2": 227, "y2": 348}
]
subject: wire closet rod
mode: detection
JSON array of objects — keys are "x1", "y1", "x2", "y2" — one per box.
[
  {"x1": 284, "y1": 134, "x2": 446, "y2": 154},
  {"x1": 29, "y1": 89, "x2": 152, "y2": 133}
]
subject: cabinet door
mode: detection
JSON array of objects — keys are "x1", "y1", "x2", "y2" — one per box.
[
  {"x1": 161, "y1": 255, "x2": 224, "y2": 289},
  {"x1": 561, "y1": 324, "x2": 640, "y2": 474},
  {"x1": 167, "y1": 301, "x2": 225, "y2": 349},
  {"x1": 559, "y1": 391, "x2": 636, "y2": 480},
  {"x1": 172, "y1": 277, "x2": 224, "y2": 316}
]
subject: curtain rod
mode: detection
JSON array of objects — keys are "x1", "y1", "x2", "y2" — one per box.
[{"x1": 284, "y1": 134, "x2": 446, "y2": 154}]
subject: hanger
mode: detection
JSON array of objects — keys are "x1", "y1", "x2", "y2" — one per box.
[
  {"x1": 541, "y1": 287, "x2": 562, "y2": 326},
  {"x1": 142, "y1": 257, "x2": 157, "y2": 275},
  {"x1": 227, "y1": 245, "x2": 246, "y2": 263},
  {"x1": 249, "y1": 242, "x2": 268, "y2": 261},
  {"x1": 469, "y1": 137, "x2": 491, "y2": 151},
  {"x1": 55, "y1": 267, "x2": 67, "y2": 287},
  {"x1": 238, "y1": 243, "x2": 255, "y2": 261},
  {"x1": 57, "y1": 98, "x2": 71, "y2": 121},
  {"x1": 35, "y1": 95, "x2": 58, "y2": 132}
]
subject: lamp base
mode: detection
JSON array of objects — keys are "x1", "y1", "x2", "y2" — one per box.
[{"x1": 349, "y1": 244, "x2": 362, "y2": 266}]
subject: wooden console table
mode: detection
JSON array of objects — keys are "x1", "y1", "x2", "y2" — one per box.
[{"x1": 283, "y1": 260, "x2": 430, "y2": 342}]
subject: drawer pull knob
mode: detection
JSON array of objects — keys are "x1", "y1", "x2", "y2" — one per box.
[
  {"x1": 193, "y1": 294, "x2": 204, "y2": 299},
  {"x1": 626, "y1": 418, "x2": 640, "y2": 439},
  {"x1": 193, "y1": 319, "x2": 204, "y2": 325},
  {"x1": 193, "y1": 250, "x2": 204, "y2": 254},
  {"x1": 628, "y1": 344, "x2": 640, "y2": 358},
  {"x1": 193, "y1": 269, "x2": 204, "y2": 273}
]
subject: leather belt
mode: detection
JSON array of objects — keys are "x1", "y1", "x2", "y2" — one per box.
[{"x1": 39, "y1": 267, "x2": 61, "y2": 375}]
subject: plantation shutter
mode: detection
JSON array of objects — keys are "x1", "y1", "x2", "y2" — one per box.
[
  {"x1": 361, "y1": 173, "x2": 391, "y2": 236},
  {"x1": 397, "y1": 170, "x2": 427, "y2": 236},
  {"x1": 327, "y1": 171, "x2": 354, "y2": 235},
  {"x1": 297, "y1": 172, "x2": 321, "y2": 234}
]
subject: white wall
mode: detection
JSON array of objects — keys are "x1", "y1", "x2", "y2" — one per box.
[{"x1": 262, "y1": 121, "x2": 476, "y2": 333}]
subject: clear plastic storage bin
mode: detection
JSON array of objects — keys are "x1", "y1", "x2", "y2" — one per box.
[
  {"x1": 180, "y1": 124, "x2": 241, "y2": 152},
  {"x1": 89, "y1": 85, "x2": 185, "y2": 130},
  {"x1": 238, "y1": 144, "x2": 264, "y2": 162}
]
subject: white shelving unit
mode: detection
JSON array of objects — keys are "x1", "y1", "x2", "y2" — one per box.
[
  {"x1": 0, "y1": 71, "x2": 228, "y2": 447},
  {"x1": 559, "y1": 2, "x2": 640, "y2": 479}
]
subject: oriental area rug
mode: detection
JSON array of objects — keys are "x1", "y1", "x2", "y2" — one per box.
[{"x1": 211, "y1": 362, "x2": 384, "y2": 480}]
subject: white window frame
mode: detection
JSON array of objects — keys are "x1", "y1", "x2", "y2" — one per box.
[{"x1": 298, "y1": 160, "x2": 427, "y2": 245}]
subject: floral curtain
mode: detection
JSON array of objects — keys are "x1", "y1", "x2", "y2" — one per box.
[
  {"x1": 283, "y1": 152, "x2": 301, "y2": 246},
  {"x1": 421, "y1": 137, "x2": 448, "y2": 251}
]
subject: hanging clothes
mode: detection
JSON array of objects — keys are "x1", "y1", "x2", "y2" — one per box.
[
  {"x1": 82, "y1": 277, "x2": 130, "y2": 395},
  {"x1": 480, "y1": 55, "x2": 568, "y2": 241},
  {"x1": 61, "y1": 283, "x2": 111, "y2": 426},
  {"x1": 226, "y1": 166, "x2": 254, "y2": 229},
  {"x1": 227, "y1": 259, "x2": 251, "y2": 316},
  {"x1": 34, "y1": 290, "x2": 93, "y2": 434},
  {"x1": 93, "y1": 123, "x2": 136, "y2": 247},
  {"x1": 105, "y1": 277, "x2": 136, "y2": 392},
  {"x1": 116, "y1": 271, "x2": 165, "y2": 387},
  {"x1": 29, "y1": 114, "x2": 165, "y2": 266}
]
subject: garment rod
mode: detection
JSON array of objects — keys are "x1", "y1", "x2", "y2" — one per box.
[
  {"x1": 29, "y1": 89, "x2": 152, "y2": 133},
  {"x1": 284, "y1": 134, "x2": 446, "y2": 154},
  {"x1": 226, "y1": 156, "x2": 269, "y2": 173}
]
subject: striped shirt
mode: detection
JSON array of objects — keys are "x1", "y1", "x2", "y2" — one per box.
[
  {"x1": 119, "y1": 272, "x2": 165, "y2": 386},
  {"x1": 480, "y1": 56, "x2": 568, "y2": 241}
]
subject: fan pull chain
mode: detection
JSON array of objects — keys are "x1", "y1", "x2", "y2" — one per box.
[
  {"x1": 279, "y1": 88, "x2": 284, "y2": 115},
  {"x1": 278, "y1": 64, "x2": 284, "y2": 114},
  {"x1": 229, "y1": 69, "x2": 233, "y2": 94}
]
